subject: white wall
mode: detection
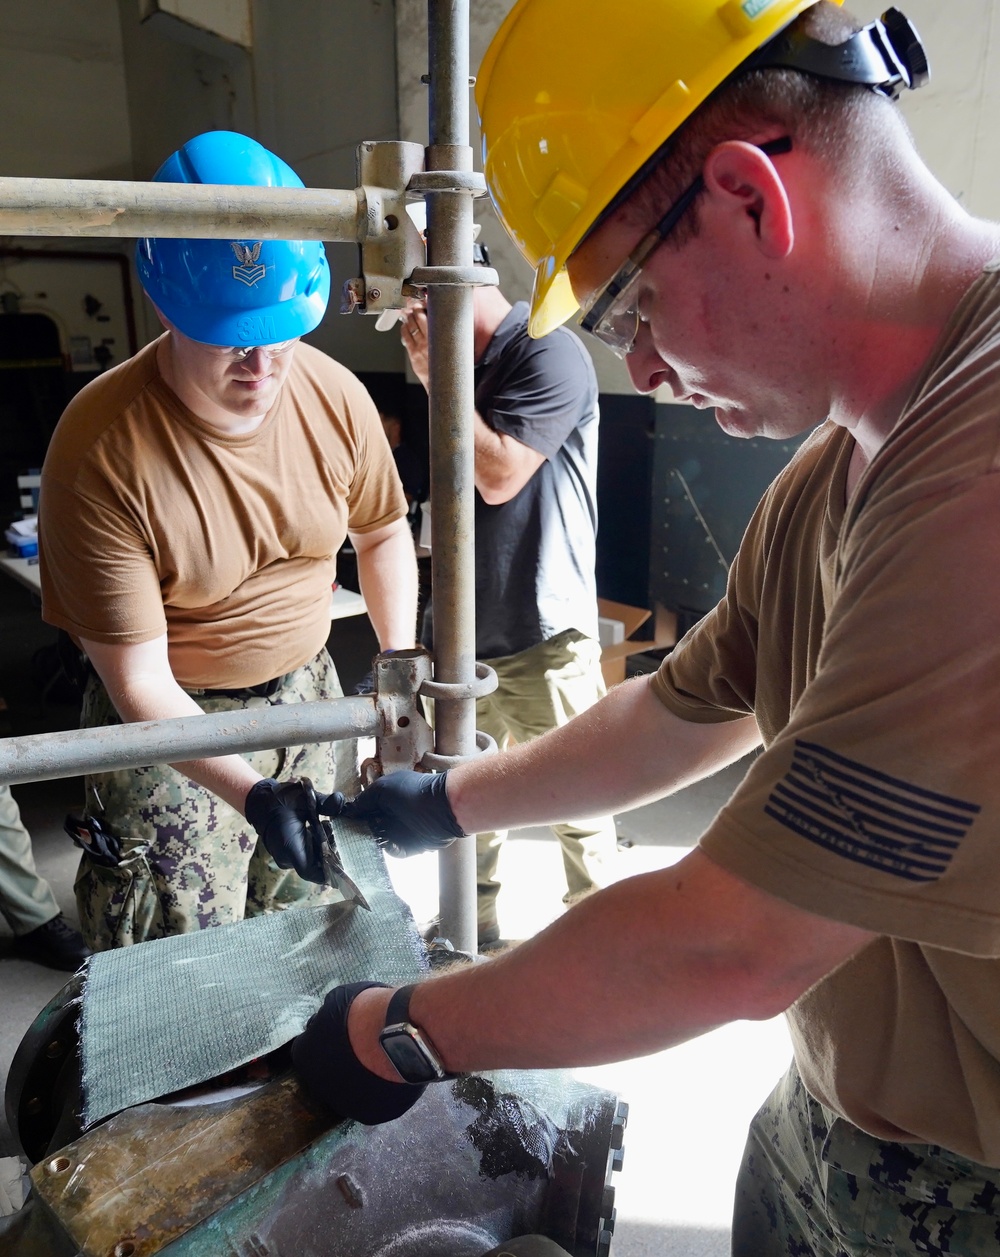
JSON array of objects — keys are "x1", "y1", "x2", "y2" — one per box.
[{"x1": 898, "y1": 1, "x2": 1000, "y2": 216}]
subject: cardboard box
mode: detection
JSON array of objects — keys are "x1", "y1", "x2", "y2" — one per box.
[{"x1": 597, "y1": 597, "x2": 677, "y2": 688}]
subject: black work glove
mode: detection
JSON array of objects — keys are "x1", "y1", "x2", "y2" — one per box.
[
  {"x1": 292, "y1": 981, "x2": 426, "y2": 1124},
  {"x1": 343, "y1": 770, "x2": 465, "y2": 858},
  {"x1": 244, "y1": 778, "x2": 345, "y2": 884}
]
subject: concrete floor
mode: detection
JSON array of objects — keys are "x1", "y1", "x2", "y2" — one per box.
[{"x1": 0, "y1": 579, "x2": 793, "y2": 1255}]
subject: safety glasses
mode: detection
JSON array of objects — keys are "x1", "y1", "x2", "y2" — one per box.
[
  {"x1": 579, "y1": 137, "x2": 792, "y2": 359},
  {"x1": 203, "y1": 338, "x2": 299, "y2": 362}
]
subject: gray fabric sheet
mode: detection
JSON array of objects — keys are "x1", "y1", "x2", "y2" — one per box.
[{"x1": 80, "y1": 818, "x2": 428, "y2": 1127}]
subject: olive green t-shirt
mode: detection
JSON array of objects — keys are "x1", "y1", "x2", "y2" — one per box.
[
  {"x1": 40, "y1": 338, "x2": 406, "y2": 689},
  {"x1": 652, "y1": 260, "x2": 1000, "y2": 1165}
]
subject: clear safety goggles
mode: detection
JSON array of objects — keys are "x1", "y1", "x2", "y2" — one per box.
[
  {"x1": 206, "y1": 339, "x2": 299, "y2": 362},
  {"x1": 578, "y1": 137, "x2": 792, "y2": 360}
]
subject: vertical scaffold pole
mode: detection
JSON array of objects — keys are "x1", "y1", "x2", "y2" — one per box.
[{"x1": 426, "y1": 0, "x2": 479, "y2": 954}]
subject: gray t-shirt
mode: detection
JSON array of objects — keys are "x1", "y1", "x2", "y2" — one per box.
[{"x1": 424, "y1": 301, "x2": 600, "y2": 659}]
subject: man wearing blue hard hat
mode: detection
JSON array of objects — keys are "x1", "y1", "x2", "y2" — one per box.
[{"x1": 39, "y1": 131, "x2": 417, "y2": 950}]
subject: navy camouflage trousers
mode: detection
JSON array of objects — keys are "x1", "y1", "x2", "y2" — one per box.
[
  {"x1": 733, "y1": 1062, "x2": 1000, "y2": 1255},
  {"x1": 74, "y1": 649, "x2": 357, "y2": 950}
]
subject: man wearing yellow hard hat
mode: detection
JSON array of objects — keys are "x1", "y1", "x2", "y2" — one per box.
[{"x1": 295, "y1": 4, "x2": 1000, "y2": 1250}]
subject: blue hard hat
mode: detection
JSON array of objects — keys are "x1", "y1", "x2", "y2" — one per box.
[{"x1": 135, "y1": 131, "x2": 330, "y2": 346}]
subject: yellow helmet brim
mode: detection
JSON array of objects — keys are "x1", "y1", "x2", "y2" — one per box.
[
  {"x1": 528, "y1": 261, "x2": 579, "y2": 339},
  {"x1": 479, "y1": 0, "x2": 842, "y2": 341}
]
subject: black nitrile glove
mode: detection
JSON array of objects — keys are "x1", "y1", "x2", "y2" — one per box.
[
  {"x1": 343, "y1": 770, "x2": 465, "y2": 858},
  {"x1": 244, "y1": 778, "x2": 345, "y2": 884},
  {"x1": 292, "y1": 981, "x2": 426, "y2": 1124}
]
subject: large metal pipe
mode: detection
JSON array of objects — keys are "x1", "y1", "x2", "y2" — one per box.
[
  {"x1": 0, "y1": 697, "x2": 378, "y2": 786},
  {"x1": 425, "y1": 0, "x2": 480, "y2": 954},
  {"x1": 0, "y1": 177, "x2": 363, "y2": 240}
]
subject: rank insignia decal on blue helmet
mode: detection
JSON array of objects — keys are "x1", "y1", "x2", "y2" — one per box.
[
  {"x1": 136, "y1": 131, "x2": 330, "y2": 346},
  {"x1": 230, "y1": 241, "x2": 267, "y2": 288}
]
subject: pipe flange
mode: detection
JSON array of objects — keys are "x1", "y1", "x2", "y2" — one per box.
[
  {"x1": 420, "y1": 729, "x2": 498, "y2": 772},
  {"x1": 408, "y1": 171, "x2": 488, "y2": 196},
  {"x1": 419, "y1": 662, "x2": 498, "y2": 703},
  {"x1": 410, "y1": 265, "x2": 499, "y2": 288},
  {"x1": 5, "y1": 971, "x2": 85, "y2": 1164}
]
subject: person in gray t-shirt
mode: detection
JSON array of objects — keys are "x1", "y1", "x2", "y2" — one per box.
[{"x1": 400, "y1": 251, "x2": 616, "y2": 946}]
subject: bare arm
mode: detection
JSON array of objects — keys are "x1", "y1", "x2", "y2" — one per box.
[
  {"x1": 399, "y1": 303, "x2": 543, "y2": 504},
  {"x1": 348, "y1": 846, "x2": 876, "y2": 1077},
  {"x1": 349, "y1": 515, "x2": 418, "y2": 651},
  {"x1": 471, "y1": 413, "x2": 546, "y2": 504},
  {"x1": 79, "y1": 633, "x2": 261, "y2": 813},
  {"x1": 446, "y1": 672, "x2": 761, "y2": 835}
]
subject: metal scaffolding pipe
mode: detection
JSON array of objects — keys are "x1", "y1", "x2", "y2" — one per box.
[
  {"x1": 426, "y1": 0, "x2": 480, "y2": 954},
  {"x1": 0, "y1": 177, "x2": 364, "y2": 240},
  {"x1": 0, "y1": 697, "x2": 378, "y2": 787}
]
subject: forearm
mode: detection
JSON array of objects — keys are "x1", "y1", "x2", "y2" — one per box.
[
  {"x1": 81, "y1": 636, "x2": 262, "y2": 813},
  {"x1": 446, "y1": 674, "x2": 761, "y2": 835},
  {"x1": 352, "y1": 521, "x2": 418, "y2": 651},
  {"x1": 472, "y1": 410, "x2": 544, "y2": 503},
  {"x1": 101, "y1": 676, "x2": 260, "y2": 812},
  {"x1": 349, "y1": 847, "x2": 873, "y2": 1077}
]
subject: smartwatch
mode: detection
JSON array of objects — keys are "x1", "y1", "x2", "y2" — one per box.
[{"x1": 378, "y1": 984, "x2": 454, "y2": 1084}]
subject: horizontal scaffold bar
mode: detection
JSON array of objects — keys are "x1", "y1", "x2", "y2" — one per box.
[
  {"x1": 0, "y1": 177, "x2": 366, "y2": 240},
  {"x1": 0, "y1": 696, "x2": 379, "y2": 786}
]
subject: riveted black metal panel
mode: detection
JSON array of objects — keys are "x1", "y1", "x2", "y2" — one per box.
[{"x1": 650, "y1": 404, "x2": 809, "y2": 630}]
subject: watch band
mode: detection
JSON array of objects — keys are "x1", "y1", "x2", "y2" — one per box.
[
  {"x1": 380, "y1": 983, "x2": 456, "y2": 1082},
  {"x1": 384, "y1": 983, "x2": 418, "y2": 1029}
]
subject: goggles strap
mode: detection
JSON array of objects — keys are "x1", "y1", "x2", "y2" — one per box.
[{"x1": 747, "y1": 8, "x2": 929, "y2": 101}]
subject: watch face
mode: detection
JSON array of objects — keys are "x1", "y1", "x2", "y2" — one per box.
[{"x1": 380, "y1": 1026, "x2": 443, "y2": 1084}]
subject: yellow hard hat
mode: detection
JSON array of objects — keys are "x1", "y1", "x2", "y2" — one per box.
[{"x1": 476, "y1": 0, "x2": 837, "y2": 338}]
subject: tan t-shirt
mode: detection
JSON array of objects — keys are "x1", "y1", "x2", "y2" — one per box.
[
  {"x1": 652, "y1": 261, "x2": 1000, "y2": 1165},
  {"x1": 40, "y1": 338, "x2": 406, "y2": 689}
]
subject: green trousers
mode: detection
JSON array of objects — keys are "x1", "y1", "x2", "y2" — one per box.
[
  {"x1": 0, "y1": 783, "x2": 60, "y2": 934},
  {"x1": 474, "y1": 629, "x2": 617, "y2": 938},
  {"x1": 733, "y1": 1061, "x2": 1000, "y2": 1255},
  {"x1": 75, "y1": 649, "x2": 355, "y2": 950}
]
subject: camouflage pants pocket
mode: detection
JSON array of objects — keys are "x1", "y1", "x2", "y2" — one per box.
[
  {"x1": 823, "y1": 1120, "x2": 1000, "y2": 1256},
  {"x1": 733, "y1": 1062, "x2": 1000, "y2": 1256},
  {"x1": 76, "y1": 653, "x2": 350, "y2": 945},
  {"x1": 74, "y1": 847, "x2": 165, "y2": 951}
]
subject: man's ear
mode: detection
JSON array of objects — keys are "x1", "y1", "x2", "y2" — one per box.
[{"x1": 701, "y1": 141, "x2": 794, "y2": 260}]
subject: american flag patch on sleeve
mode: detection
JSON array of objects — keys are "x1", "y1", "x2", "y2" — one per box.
[{"x1": 764, "y1": 740, "x2": 980, "y2": 883}]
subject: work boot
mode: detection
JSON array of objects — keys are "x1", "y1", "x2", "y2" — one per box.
[{"x1": 12, "y1": 914, "x2": 92, "y2": 972}]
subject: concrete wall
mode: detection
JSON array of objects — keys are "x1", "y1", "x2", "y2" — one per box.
[
  {"x1": 902, "y1": 1, "x2": 1000, "y2": 216},
  {"x1": 0, "y1": 0, "x2": 404, "y2": 367},
  {"x1": 114, "y1": 0, "x2": 404, "y2": 366},
  {"x1": 0, "y1": 1, "x2": 132, "y2": 181},
  {"x1": 249, "y1": 0, "x2": 402, "y2": 372}
]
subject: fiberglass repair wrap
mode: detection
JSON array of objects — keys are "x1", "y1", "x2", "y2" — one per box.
[{"x1": 78, "y1": 816, "x2": 428, "y2": 1127}]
